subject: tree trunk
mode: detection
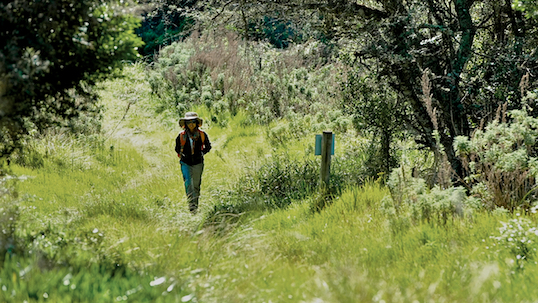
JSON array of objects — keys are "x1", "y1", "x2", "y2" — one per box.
[{"x1": 381, "y1": 128, "x2": 392, "y2": 177}]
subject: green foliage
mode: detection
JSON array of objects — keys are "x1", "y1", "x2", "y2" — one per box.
[
  {"x1": 410, "y1": 186, "x2": 471, "y2": 224},
  {"x1": 9, "y1": 129, "x2": 146, "y2": 174},
  {"x1": 252, "y1": 183, "x2": 538, "y2": 302},
  {"x1": 454, "y1": 109, "x2": 538, "y2": 210},
  {"x1": 146, "y1": 31, "x2": 343, "y2": 126},
  {"x1": 0, "y1": 175, "x2": 22, "y2": 263},
  {"x1": 191, "y1": 0, "x2": 323, "y2": 48},
  {"x1": 136, "y1": 0, "x2": 196, "y2": 57},
  {"x1": 207, "y1": 143, "x2": 373, "y2": 223},
  {"x1": 342, "y1": 72, "x2": 405, "y2": 177},
  {"x1": 491, "y1": 215, "x2": 538, "y2": 269},
  {"x1": 11, "y1": 132, "x2": 99, "y2": 170},
  {"x1": 383, "y1": 167, "x2": 480, "y2": 226},
  {"x1": 513, "y1": 0, "x2": 538, "y2": 19},
  {"x1": 0, "y1": 0, "x2": 143, "y2": 156},
  {"x1": 0, "y1": 254, "x2": 188, "y2": 302},
  {"x1": 207, "y1": 154, "x2": 320, "y2": 222},
  {"x1": 329, "y1": 135, "x2": 372, "y2": 187},
  {"x1": 191, "y1": 0, "x2": 538, "y2": 183},
  {"x1": 327, "y1": 0, "x2": 538, "y2": 179},
  {"x1": 243, "y1": 154, "x2": 318, "y2": 207},
  {"x1": 249, "y1": 15, "x2": 302, "y2": 49},
  {"x1": 9, "y1": 62, "x2": 538, "y2": 302}
]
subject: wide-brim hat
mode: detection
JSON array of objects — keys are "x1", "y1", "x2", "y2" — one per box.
[{"x1": 179, "y1": 112, "x2": 203, "y2": 127}]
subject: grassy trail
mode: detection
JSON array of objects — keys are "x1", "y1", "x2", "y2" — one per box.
[{"x1": 7, "y1": 64, "x2": 296, "y2": 302}]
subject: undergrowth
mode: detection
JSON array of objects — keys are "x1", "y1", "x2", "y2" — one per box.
[
  {"x1": 205, "y1": 145, "x2": 373, "y2": 226},
  {"x1": 146, "y1": 30, "x2": 346, "y2": 130},
  {"x1": 454, "y1": 108, "x2": 538, "y2": 211}
]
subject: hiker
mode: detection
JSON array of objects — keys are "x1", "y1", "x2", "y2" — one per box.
[{"x1": 175, "y1": 112, "x2": 211, "y2": 214}]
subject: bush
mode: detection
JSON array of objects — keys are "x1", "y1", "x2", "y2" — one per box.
[
  {"x1": 382, "y1": 167, "x2": 481, "y2": 225},
  {"x1": 0, "y1": 0, "x2": 143, "y2": 156},
  {"x1": 146, "y1": 30, "x2": 344, "y2": 126},
  {"x1": 206, "y1": 146, "x2": 371, "y2": 224},
  {"x1": 454, "y1": 109, "x2": 538, "y2": 210},
  {"x1": 214, "y1": 154, "x2": 319, "y2": 213}
]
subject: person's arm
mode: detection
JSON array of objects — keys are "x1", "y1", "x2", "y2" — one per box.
[{"x1": 202, "y1": 131, "x2": 211, "y2": 154}]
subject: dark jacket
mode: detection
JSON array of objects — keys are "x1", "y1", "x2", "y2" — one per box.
[{"x1": 175, "y1": 129, "x2": 211, "y2": 166}]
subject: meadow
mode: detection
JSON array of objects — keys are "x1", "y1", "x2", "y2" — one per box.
[{"x1": 2, "y1": 62, "x2": 538, "y2": 303}]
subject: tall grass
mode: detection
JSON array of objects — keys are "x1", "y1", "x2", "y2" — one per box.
[{"x1": 246, "y1": 183, "x2": 537, "y2": 303}]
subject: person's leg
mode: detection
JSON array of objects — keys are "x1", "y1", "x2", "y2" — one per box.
[
  {"x1": 180, "y1": 161, "x2": 195, "y2": 213},
  {"x1": 190, "y1": 163, "x2": 205, "y2": 213}
]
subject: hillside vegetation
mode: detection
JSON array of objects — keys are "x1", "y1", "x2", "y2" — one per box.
[{"x1": 3, "y1": 37, "x2": 538, "y2": 302}]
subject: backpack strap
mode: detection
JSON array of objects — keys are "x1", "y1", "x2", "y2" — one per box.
[
  {"x1": 200, "y1": 130, "x2": 206, "y2": 149},
  {"x1": 179, "y1": 130, "x2": 187, "y2": 155},
  {"x1": 179, "y1": 130, "x2": 205, "y2": 156}
]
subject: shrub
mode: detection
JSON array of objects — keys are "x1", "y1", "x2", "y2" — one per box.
[
  {"x1": 146, "y1": 30, "x2": 344, "y2": 126},
  {"x1": 206, "y1": 146, "x2": 371, "y2": 225},
  {"x1": 383, "y1": 167, "x2": 480, "y2": 225},
  {"x1": 235, "y1": 154, "x2": 319, "y2": 209},
  {"x1": 205, "y1": 154, "x2": 319, "y2": 229},
  {"x1": 454, "y1": 109, "x2": 538, "y2": 210},
  {"x1": 410, "y1": 186, "x2": 475, "y2": 224},
  {"x1": 331, "y1": 143, "x2": 371, "y2": 189}
]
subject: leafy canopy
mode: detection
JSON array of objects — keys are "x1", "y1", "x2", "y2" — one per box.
[{"x1": 0, "y1": 0, "x2": 143, "y2": 156}]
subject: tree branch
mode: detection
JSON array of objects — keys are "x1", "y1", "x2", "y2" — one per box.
[
  {"x1": 285, "y1": 1, "x2": 390, "y2": 20},
  {"x1": 211, "y1": 0, "x2": 235, "y2": 21}
]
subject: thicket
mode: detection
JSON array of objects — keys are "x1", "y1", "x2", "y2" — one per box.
[
  {"x1": 376, "y1": 103, "x2": 538, "y2": 229},
  {"x1": 145, "y1": 30, "x2": 346, "y2": 130},
  {"x1": 141, "y1": 25, "x2": 538, "y2": 218},
  {"x1": 202, "y1": 0, "x2": 538, "y2": 182}
]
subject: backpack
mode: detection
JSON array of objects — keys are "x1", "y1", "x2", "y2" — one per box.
[{"x1": 178, "y1": 129, "x2": 206, "y2": 156}]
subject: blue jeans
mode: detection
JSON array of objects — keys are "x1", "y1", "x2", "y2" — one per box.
[{"x1": 180, "y1": 161, "x2": 204, "y2": 213}]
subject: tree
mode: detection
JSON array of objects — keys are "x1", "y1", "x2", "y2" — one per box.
[
  {"x1": 0, "y1": 0, "x2": 143, "y2": 156},
  {"x1": 334, "y1": 0, "x2": 538, "y2": 180},
  {"x1": 135, "y1": 0, "x2": 198, "y2": 57},
  {"x1": 513, "y1": 0, "x2": 538, "y2": 19},
  {"x1": 192, "y1": 0, "x2": 318, "y2": 48},
  {"x1": 342, "y1": 70, "x2": 405, "y2": 178}
]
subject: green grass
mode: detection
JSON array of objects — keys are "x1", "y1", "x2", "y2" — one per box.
[{"x1": 3, "y1": 64, "x2": 538, "y2": 302}]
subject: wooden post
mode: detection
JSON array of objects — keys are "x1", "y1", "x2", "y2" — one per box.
[{"x1": 320, "y1": 131, "x2": 333, "y2": 189}]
